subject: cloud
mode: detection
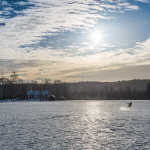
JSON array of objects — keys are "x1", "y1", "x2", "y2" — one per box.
[
  {"x1": 1, "y1": 35, "x2": 150, "y2": 80},
  {"x1": 58, "y1": 65, "x2": 150, "y2": 82},
  {"x1": 0, "y1": 0, "x2": 140, "y2": 55},
  {"x1": 1, "y1": 0, "x2": 149, "y2": 82},
  {"x1": 1, "y1": 37, "x2": 150, "y2": 82},
  {"x1": 134, "y1": 0, "x2": 150, "y2": 3},
  {"x1": 45, "y1": 37, "x2": 150, "y2": 81},
  {"x1": 0, "y1": 59, "x2": 64, "y2": 81}
]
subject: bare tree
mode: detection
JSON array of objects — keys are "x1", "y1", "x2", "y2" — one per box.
[
  {"x1": 10, "y1": 72, "x2": 18, "y2": 84},
  {"x1": 43, "y1": 79, "x2": 52, "y2": 84},
  {"x1": 10, "y1": 72, "x2": 23, "y2": 101},
  {"x1": 0, "y1": 72, "x2": 4, "y2": 102},
  {"x1": 0, "y1": 72, "x2": 8, "y2": 102},
  {"x1": 31, "y1": 80, "x2": 37, "y2": 84},
  {"x1": 53, "y1": 80, "x2": 62, "y2": 84}
]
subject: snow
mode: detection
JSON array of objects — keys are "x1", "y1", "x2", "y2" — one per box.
[{"x1": 0, "y1": 100, "x2": 150, "y2": 149}]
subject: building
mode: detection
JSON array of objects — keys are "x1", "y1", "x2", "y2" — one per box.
[
  {"x1": 60, "y1": 96, "x2": 66, "y2": 100},
  {"x1": 27, "y1": 90, "x2": 49, "y2": 100},
  {"x1": 48, "y1": 95, "x2": 56, "y2": 101}
]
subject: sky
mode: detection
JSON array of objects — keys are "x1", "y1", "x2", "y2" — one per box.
[{"x1": 0, "y1": 0, "x2": 150, "y2": 82}]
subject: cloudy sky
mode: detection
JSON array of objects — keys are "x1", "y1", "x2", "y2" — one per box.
[{"x1": 0, "y1": 0, "x2": 150, "y2": 82}]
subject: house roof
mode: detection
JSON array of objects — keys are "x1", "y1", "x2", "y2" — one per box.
[
  {"x1": 27, "y1": 90, "x2": 34, "y2": 95},
  {"x1": 27, "y1": 90, "x2": 49, "y2": 96},
  {"x1": 41, "y1": 90, "x2": 49, "y2": 95},
  {"x1": 34, "y1": 91, "x2": 41, "y2": 96}
]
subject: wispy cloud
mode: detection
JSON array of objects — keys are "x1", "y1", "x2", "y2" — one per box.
[
  {"x1": 1, "y1": 0, "x2": 150, "y2": 82},
  {"x1": 134, "y1": 0, "x2": 150, "y2": 3},
  {"x1": 0, "y1": 0, "x2": 139, "y2": 56},
  {"x1": 1, "y1": 37, "x2": 150, "y2": 82}
]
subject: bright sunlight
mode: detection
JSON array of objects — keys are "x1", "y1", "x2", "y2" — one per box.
[{"x1": 90, "y1": 31, "x2": 103, "y2": 43}]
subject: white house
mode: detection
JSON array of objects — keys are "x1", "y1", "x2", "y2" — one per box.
[{"x1": 27, "y1": 90, "x2": 49, "y2": 100}]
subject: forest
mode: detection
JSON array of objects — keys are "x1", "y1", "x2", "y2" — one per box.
[{"x1": 0, "y1": 72, "x2": 150, "y2": 101}]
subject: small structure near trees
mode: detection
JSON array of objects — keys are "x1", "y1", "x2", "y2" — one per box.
[
  {"x1": 48, "y1": 95, "x2": 56, "y2": 101},
  {"x1": 60, "y1": 96, "x2": 66, "y2": 100}
]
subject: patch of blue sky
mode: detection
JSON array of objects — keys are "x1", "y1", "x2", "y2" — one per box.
[
  {"x1": 36, "y1": 77, "x2": 50, "y2": 81},
  {"x1": 19, "y1": 30, "x2": 86, "y2": 47},
  {"x1": 18, "y1": 73, "x2": 27, "y2": 77},
  {"x1": 100, "y1": 5, "x2": 150, "y2": 44},
  {"x1": 127, "y1": 51, "x2": 134, "y2": 55},
  {"x1": 0, "y1": 0, "x2": 34, "y2": 19}
]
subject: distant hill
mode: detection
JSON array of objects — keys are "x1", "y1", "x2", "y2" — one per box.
[{"x1": 70, "y1": 79, "x2": 150, "y2": 92}]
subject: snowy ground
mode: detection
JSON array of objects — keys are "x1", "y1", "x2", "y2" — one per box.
[
  {"x1": 0, "y1": 100, "x2": 150, "y2": 149},
  {"x1": 0, "y1": 99, "x2": 40, "y2": 102}
]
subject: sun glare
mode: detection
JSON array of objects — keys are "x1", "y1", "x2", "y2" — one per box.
[{"x1": 90, "y1": 31, "x2": 103, "y2": 43}]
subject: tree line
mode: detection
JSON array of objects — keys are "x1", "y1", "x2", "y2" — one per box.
[
  {"x1": 0, "y1": 72, "x2": 70, "y2": 101},
  {"x1": 0, "y1": 72, "x2": 150, "y2": 101},
  {"x1": 72, "y1": 86, "x2": 149, "y2": 100}
]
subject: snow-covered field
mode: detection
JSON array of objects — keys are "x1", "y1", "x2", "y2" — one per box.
[
  {"x1": 0, "y1": 99, "x2": 40, "y2": 102},
  {"x1": 0, "y1": 100, "x2": 150, "y2": 149}
]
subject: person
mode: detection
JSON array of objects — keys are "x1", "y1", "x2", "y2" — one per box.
[{"x1": 127, "y1": 101, "x2": 132, "y2": 108}]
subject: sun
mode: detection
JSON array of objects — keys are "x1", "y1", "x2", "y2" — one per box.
[{"x1": 90, "y1": 31, "x2": 103, "y2": 43}]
